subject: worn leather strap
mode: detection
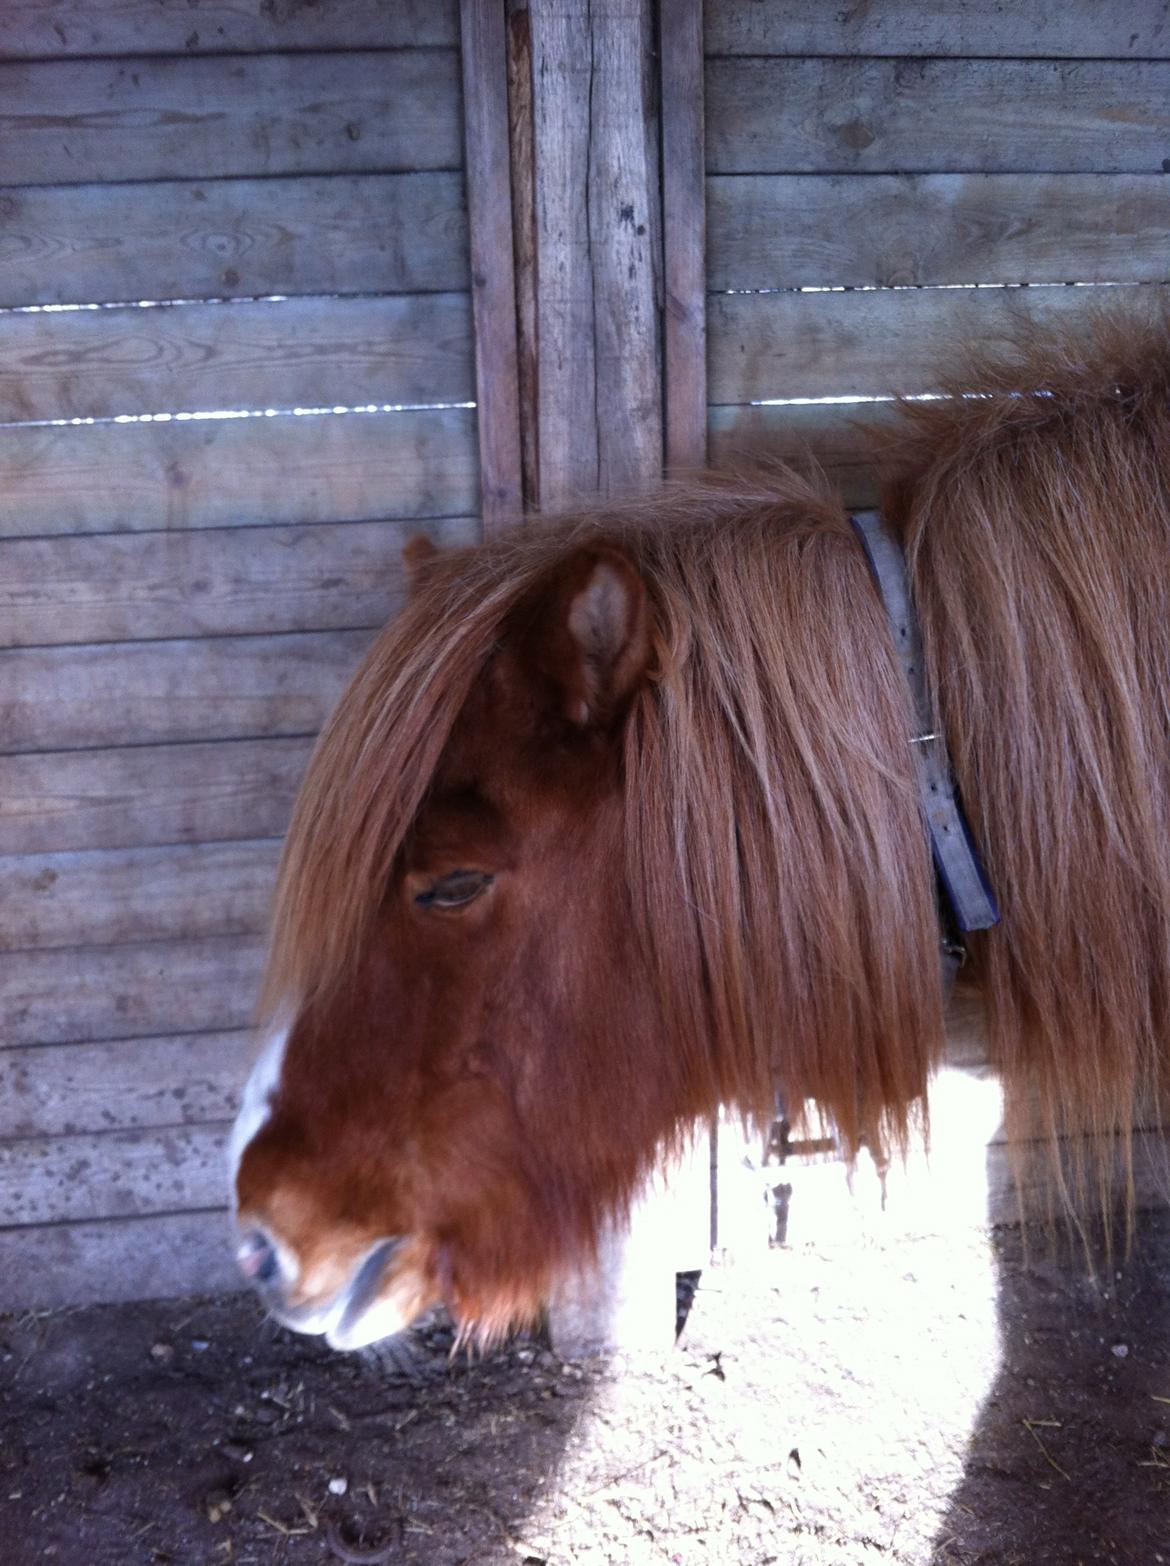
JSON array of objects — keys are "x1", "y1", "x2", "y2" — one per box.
[{"x1": 850, "y1": 510, "x2": 999, "y2": 935}]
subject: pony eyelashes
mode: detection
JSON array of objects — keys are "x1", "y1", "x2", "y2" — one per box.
[{"x1": 413, "y1": 870, "x2": 496, "y2": 909}]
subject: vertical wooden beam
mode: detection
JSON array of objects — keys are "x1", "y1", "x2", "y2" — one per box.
[
  {"x1": 460, "y1": 0, "x2": 524, "y2": 534},
  {"x1": 526, "y1": 0, "x2": 663, "y2": 510},
  {"x1": 660, "y1": 0, "x2": 708, "y2": 470},
  {"x1": 506, "y1": 1, "x2": 541, "y2": 512}
]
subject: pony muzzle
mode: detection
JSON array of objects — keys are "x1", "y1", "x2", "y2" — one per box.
[
  {"x1": 328, "y1": 1236, "x2": 406, "y2": 1349},
  {"x1": 236, "y1": 1230, "x2": 423, "y2": 1349},
  {"x1": 325, "y1": 1234, "x2": 444, "y2": 1350}
]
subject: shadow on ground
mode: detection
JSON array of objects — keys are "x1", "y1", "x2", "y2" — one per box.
[
  {"x1": 0, "y1": 1295, "x2": 587, "y2": 1565},
  {"x1": 930, "y1": 1211, "x2": 1170, "y2": 1566}
]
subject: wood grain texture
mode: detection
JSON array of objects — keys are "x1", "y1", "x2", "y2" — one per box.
[
  {"x1": 0, "y1": 516, "x2": 478, "y2": 647},
  {"x1": 0, "y1": 1031, "x2": 249, "y2": 1137},
  {"x1": 461, "y1": 0, "x2": 523, "y2": 531},
  {"x1": 0, "y1": 840, "x2": 280, "y2": 953},
  {"x1": 0, "y1": 736, "x2": 312, "y2": 856},
  {"x1": 707, "y1": 58, "x2": 1170, "y2": 176},
  {"x1": 707, "y1": 282, "x2": 1170, "y2": 404},
  {"x1": 0, "y1": 1121, "x2": 232, "y2": 1226},
  {"x1": 707, "y1": 400, "x2": 890, "y2": 509},
  {"x1": 0, "y1": 174, "x2": 470, "y2": 308},
  {"x1": 0, "y1": 410, "x2": 480, "y2": 537},
  {"x1": 0, "y1": 52, "x2": 463, "y2": 185},
  {"x1": 2, "y1": 629, "x2": 373, "y2": 755},
  {"x1": 0, "y1": 1209, "x2": 241, "y2": 1311},
  {"x1": 660, "y1": 0, "x2": 707, "y2": 470},
  {"x1": 4, "y1": 933, "x2": 264, "y2": 1046},
  {"x1": 527, "y1": 0, "x2": 596, "y2": 505},
  {"x1": 529, "y1": 0, "x2": 663, "y2": 507},
  {"x1": 706, "y1": 1, "x2": 1170, "y2": 58},
  {"x1": 0, "y1": 0, "x2": 458, "y2": 57},
  {"x1": 0, "y1": 294, "x2": 474, "y2": 424},
  {"x1": 506, "y1": 0, "x2": 540, "y2": 511},
  {"x1": 582, "y1": 0, "x2": 663, "y2": 497},
  {"x1": 708, "y1": 173, "x2": 1170, "y2": 292}
]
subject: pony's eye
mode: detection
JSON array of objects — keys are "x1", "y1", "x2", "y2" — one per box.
[{"x1": 414, "y1": 870, "x2": 495, "y2": 910}]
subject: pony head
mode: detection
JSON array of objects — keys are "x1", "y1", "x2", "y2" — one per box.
[{"x1": 230, "y1": 473, "x2": 944, "y2": 1348}]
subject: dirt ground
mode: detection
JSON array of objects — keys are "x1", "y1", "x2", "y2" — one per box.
[{"x1": 3, "y1": 1213, "x2": 1169, "y2": 1566}]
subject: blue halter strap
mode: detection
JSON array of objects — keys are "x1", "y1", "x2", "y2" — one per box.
[{"x1": 849, "y1": 509, "x2": 999, "y2": 937}]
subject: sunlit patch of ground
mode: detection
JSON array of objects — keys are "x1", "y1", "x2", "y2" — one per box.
[{"x1": 520, "y1": 1228, "x2": 1004, "y2": 1566}]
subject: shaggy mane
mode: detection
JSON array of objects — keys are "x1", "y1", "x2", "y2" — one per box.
[
  {"x1": 263, "y1": 467, "x2": 945, "y2": 1157},
  {"x1": 881, "y1": 306, "x2": 1170, "y2": 1224}
]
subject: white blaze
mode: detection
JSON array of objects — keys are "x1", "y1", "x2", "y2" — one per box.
[{"x1": 227, "y1": 1024, "x2": 290, "y2": 1200}]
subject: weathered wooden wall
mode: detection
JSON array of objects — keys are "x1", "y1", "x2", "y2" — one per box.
[
  {"x1": 0, "y1": 1, "x2": 478, "y2": 1308},
  {"x1": 704, "y1": 0, "x2": 1170, "y2": 503}
]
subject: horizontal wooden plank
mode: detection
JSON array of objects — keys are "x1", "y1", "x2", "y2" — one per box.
[
  {"x1": 0, "y1": 516, "x2": 477, "y2": 648},
  {"x1": 996, "y1": 1130, "x2": 1170, "y2": 1224},
  {"x1": 3, "y1": 933, "x2": 264, "y2": 1046},
  {"x1": 0, "y1": 293, "x2": 474, "y2": 424},
  {"x1": 707, "y1": 400, "x2": 890, "y2": 509},
  {"x1": 0, "y1": 1209, "x2": 241, "y2": 1311},
  {"x1": 707, "y1": 281, "x2": 1168, "y2": 404},
  {"x1": 706, "y1": 1, "x2": 1170, "y2": 57},
  {"x1": 0, "y1": 841, "x2": 280, "y2": 952},
  {"x1": 0, "y1": 736, "x2": 312, "y2": 855},
  {"x1": 2, "y1": 629, "x2": 373, "y2": 754},
  {"x1": 0, "y1": 1032, "x2": 249, "y2": 1138},
  {"x1": 0, "y1": 408, "x2": 480, "y2": 537},
  {"x1": 1, "y1": 0, "x2": 458, "y2": 57},
  {"x1": 707, "y1": 59, "x2": 1170, "y2": 175},
  {"x1": 0, "y1": 173, "x2": 469, "y2": 308},
  {"x1": 0, "y1": 1122, "x2": 231, "y2": 1226},
  {"x1": 0, "y1": 52, "x2": 463, "y2": 185},
  {"x1": 708, "y1": 173, "x2": 1170, "y2": 291}
]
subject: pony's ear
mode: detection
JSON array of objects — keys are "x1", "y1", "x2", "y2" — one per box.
[
  {"x1": 402, "y1": 533, "x2": 441, "y2": 591},
  {"x1": 528, "y1": 546, "x2": 652, "y2": 727}
]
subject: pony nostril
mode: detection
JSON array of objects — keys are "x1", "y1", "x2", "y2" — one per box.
[{"x1": 237, "y1": 1229, "x2": 280, "y2": 1286}]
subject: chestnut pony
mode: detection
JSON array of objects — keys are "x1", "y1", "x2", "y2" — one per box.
[{"x1": 233, "y1": 314, "x2": 1170, "y2": 1349}]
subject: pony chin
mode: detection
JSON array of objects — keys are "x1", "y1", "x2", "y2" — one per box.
[
  {"x1": 324, "y1": 1236, "x2": 441, "y2": 1352},
  {"x1": 429, "y1": 1237, "x2": 550, "y2": 1352},
  {"x1": 448, "y1": 1282, "x2": 549, "y2": 1353},
  {"x1": 324, "y1": 1237, "x2": 549, "y2": 1354}
]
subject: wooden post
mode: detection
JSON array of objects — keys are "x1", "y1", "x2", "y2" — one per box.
[
  {"x1": 523, "y1": 0, "x2": 663, "y2": 510},
  {"x1": 505, "y1": 0, "x2": 541, "y2": 511},
  {"x1": 660, "y1": 0, "x2": 707, "y2": 471},
  {"x1": 460, "y1": 0, "x2": 524, "y2": 533}
]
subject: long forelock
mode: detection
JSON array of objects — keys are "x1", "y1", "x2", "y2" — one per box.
[
  {"x1": 261, "y1": 509, "x2": 633, "y2": 1024},
  {"x1": 261, "y1": 546, "x2": 518, "y2": 1024}
]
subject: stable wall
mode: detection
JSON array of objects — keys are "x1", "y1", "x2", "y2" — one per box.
[{"x1": 704, "y1": 1, "x2": 1170, "y2": 500}]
